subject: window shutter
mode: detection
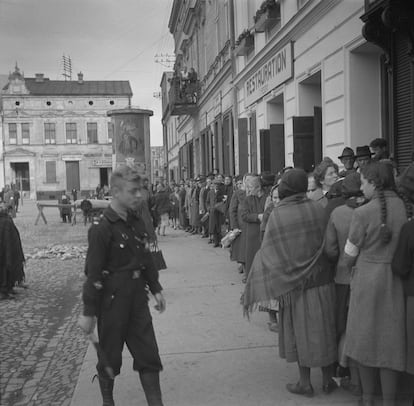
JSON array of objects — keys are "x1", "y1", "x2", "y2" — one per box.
[
  {"x1": 46, "y1": 161, "x2": 57, "y2": 183},
  {"x1": 394, "y1": 33, "x2": 413, "y2": 171}
]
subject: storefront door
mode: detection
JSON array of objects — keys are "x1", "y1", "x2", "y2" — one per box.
[{"x1": 66, "y1": 161, "x2": 80, "y2": 191}]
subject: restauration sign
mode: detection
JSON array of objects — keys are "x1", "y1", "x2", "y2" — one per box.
[{"x1": 244, "y1": 42, "x2": 293, "y2": 107}]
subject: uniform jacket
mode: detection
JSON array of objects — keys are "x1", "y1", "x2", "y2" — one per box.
[{"x1": 82, "y1": 206, "x2": 162, "y2": 316}]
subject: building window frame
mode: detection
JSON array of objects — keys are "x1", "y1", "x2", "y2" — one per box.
[
  {"x1": 44, "y1": 122, "x2": 56, "y2": 144},
  {"x1": 8, "y1": 123, "x2": 17, "y2": 144},
  {"x1": 107, "y1": 122, "x2": 113, "y2": 144},
  {"x1": 87, "y1": 122, "x2": 98, "y2": 144},
  {"x1": 65, "y1": 122, "x2": 77, "y2": 144},
  {"x1": 45, "y1": 161, "x2": 57, "y2": 183},
  {"x1": 21, "y1": 123, "x2": 30, "y2": 145}
]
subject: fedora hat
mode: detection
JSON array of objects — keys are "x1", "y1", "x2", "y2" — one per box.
[
  {"x1": 338, "y1": 147, "x2": 355, "y2": 160},
  {"x1": 355, "y1": 145, "x2": 373, "y2": 158}
]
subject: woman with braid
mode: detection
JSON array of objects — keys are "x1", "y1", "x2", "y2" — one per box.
[{"x1": 343, "y1": 162, "x2": 408, "y2": 406}]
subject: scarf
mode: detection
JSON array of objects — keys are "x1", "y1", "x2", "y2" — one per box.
[{"x1": 243, "y1": 194, "x2": 328, "y2": 314}]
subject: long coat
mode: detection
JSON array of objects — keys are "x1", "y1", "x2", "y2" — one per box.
[
  {"x1": 241, "y1": 193, "x2": 267, "y2": 275},
  {"x1": 229, "y1": 189, "x2": 246, "y2": 263},
  {"x1": 190, "y1": 186, "x2": 201, "y2": 227},
  {"x1": 344, "y1": 191, "x2": 407, "y2": 371}
]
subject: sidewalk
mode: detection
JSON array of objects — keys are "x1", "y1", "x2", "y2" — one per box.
[{"x1": 70, "y1": 229, "x2": 355, "y2": 406}]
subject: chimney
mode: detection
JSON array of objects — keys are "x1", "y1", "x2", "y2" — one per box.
[
  {"x1": 35, "y1": 73, "x2": 44, "y2": 82},
  {"x1": 78, "y1": 72, "x2": 84, "y2": 84}
]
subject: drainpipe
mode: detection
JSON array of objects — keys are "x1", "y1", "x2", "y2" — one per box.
[{"x1": 229, "y1": 0, "x2": 238, "y2": 176}]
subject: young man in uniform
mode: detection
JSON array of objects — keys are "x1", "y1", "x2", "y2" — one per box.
[{"x1": 78, "y1": 166, "x2": 166, "y2": 406}]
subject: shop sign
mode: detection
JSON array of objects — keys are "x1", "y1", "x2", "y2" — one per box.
[
  {"x1": 91, "y1": 158, "x2": 112, "y2": 167},
  {"x1": 244, "y1": 42, "x2": 293, "y2": 107}
]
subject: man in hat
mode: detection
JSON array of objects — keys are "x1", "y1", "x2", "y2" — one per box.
[
  {"x1": 355, "y1": 145, "x2": 373, "y2": 172},
  {"x1": 338, "y1": 147, "x2": 356, "y2": 177},
  {"x1": 369, "y1": 138, "x2": 389, "y2": 161}
]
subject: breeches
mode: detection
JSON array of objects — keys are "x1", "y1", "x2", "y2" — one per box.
[{"x1": 97, "y1": 272, "x2": 162, "y2": 377}]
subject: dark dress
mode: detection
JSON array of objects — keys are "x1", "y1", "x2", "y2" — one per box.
[
  {"x1": 0, "y1": 211, "x2": 25, "y2": 293},
  {"x1": 229, "y1": 189, "x2": 246, "y2": 263},
  {"x1": 241, "y1": 193, "x2": 267, "y2": 275}
]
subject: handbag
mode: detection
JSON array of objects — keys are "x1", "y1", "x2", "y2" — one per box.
[
  {"x1": 200, "y1": 212, "x2": 209, "y2": 223},
  {"x1": 220, "y1": 229, "x2": 241, "y2": 248},
  {"x1": 214, "y1": 201, "x2": 227, "y2": 214},
  {"x1": 151, "y1": 241, "x2": 167, "y2": 271}
]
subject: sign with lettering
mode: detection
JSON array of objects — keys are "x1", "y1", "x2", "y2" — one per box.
[
  {"x1": 244, "y1": 42, "x2": 293, "y2": 107},
  {"x1": 92, "y1": 159, "x2": 112, "y2": 167}
]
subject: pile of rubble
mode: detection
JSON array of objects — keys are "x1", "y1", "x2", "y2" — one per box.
[{"x1": 26, "y1": 244, "x2": 88, "y2": 260}]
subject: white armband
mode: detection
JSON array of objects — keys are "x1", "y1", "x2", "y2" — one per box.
[{"x1": 344, "y1": 239, "x2": 359, "y2": 257}]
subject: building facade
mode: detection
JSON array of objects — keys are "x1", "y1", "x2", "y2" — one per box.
[
  {"x1": 1, "y1": 66, "x2": 132, "y2": 199},
  {"x1": 165, "y1": 0, "x2": 236, "y2": 181},
  {"x1": 163, "y1": 0, "x2": 414, "y2": 178},
  {"x1": 150, "y1": 145, "x2": 166, "y2": 185}
]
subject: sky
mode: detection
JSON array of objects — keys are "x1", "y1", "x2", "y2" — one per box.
[{"x1": 0, "y1": 0, "x2": 175, "y2": 146}]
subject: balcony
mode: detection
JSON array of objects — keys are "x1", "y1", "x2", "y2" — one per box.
[
  {"x1": 169, "y1": 76, "x2": 199, "y2": 116},
  {"x1": 234, "y1": 31, "x2": 254, "y2": 56}
]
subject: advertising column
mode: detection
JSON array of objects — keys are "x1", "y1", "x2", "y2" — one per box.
[{"x1": 107, "y1": 108, "x2": 153, "y2": 179}]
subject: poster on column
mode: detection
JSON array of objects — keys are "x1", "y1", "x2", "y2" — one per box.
[{"x1": 113, "y1": 114, "x2": 146, "y2": 172}]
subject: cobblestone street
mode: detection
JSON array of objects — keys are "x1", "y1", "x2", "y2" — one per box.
[{"x1": 0, "y1": 201, "x2": 89, "y2": 406}]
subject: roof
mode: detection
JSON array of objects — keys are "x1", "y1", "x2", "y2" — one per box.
[
  {"x1": 3, "y1": 78, "x2": 133, "y2": 97},
  {"x1": 0, "y1": 74, "x2": 9, "y2": 94}
]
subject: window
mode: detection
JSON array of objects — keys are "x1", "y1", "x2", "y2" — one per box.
[
  {"x1": 154, "y1": 159, "x2": 158, "y2": 167},
  {"x1": 8, "y1": 123, "x2": 17, "y2": 144},
  {"x1": 107, "y1": 122, "x2": 113, "y2": 144},
  {"x1": 45, "y1": 161, "x2": 57, "y2": 183},
  {"x1": 66, "y1": 123, "x2": 77, "y2": 144},
  {"x1": 44, "y1": 123, "x2": 56, "y2": 144},
  {"x1": 21, "y1": 123, "x2": 30, "y2": 144},
  {"x1": 87, "y1": 122, "x2": 98, "y2": 144}
]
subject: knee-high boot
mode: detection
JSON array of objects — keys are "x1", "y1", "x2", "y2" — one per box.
[
  {"x1": 139, "y1": 372, "x2": 164, "y2": 406},
  {"x1": 97, "y1": 375, "x2": 115, "y2": 406}
]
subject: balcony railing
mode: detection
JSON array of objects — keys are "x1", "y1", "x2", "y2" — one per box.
[{"x1": 169, "y1": 76, "x2": 199, "y2": 116}]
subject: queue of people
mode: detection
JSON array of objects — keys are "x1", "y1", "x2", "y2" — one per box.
[{"x1": 239, "y1": 140, "x2": 414, "y2": 405}]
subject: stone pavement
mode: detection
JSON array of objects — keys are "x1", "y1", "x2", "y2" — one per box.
[
  {"x1": 71, "y1": 227, "x2": 356, "y2": 406},
  {"x1": 0, "y1": 200, "x2": 90, "y2": 406}
]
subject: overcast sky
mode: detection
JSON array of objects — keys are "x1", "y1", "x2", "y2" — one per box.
[{"x1": 0, "y1": 0, "x2": 175, "y2": 146}]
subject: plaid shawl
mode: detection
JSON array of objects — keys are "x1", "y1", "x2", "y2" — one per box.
[{"x1": 243, "y1": 194, "x2": 328, "y2": 313}]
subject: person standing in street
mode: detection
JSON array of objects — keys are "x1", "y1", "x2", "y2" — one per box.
[
  {"x1": 78, "y1": 166, "x2": 166, "y2": 406},
  {"x1": 0, "y1": 202, "x2": 25, "y2": 300}
]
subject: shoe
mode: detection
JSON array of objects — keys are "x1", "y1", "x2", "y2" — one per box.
[
  {"x1": 96, "y1": 375, "x2": 115, "y2": 406},
  {"x1": 213, "y1": 243, "x2": 220, "y2": 248},
  {"x1": 322, "y1": 378, "x2": 338, "y2": 394},
  {"x1": 286, "y1": 382, "x2": 314, "y2": 397},
  {"x1": 208, "y1": 240, "x2": 213, "y2": 244}
]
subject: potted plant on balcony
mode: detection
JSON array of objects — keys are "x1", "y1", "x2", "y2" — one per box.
[
  {"x1": 254, "y1": 0, "x2": 281, "y2": 33},
  {"x1": 234, "y1": 29, "x2": 254, "y2": 56}
]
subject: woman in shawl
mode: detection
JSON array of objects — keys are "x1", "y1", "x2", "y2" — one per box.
[
  {"x1": 0, "y1": 202, "x2": 25, "y2": 299},
  {"x1": 244, "y1": 168, "x2": 337, "y2": 397}
]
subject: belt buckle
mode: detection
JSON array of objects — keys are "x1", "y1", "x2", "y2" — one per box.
[{"x1": 132, "y1": 270, "x2": 141, "y2": 279}]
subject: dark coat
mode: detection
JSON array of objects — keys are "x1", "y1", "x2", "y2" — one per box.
[
  {"x1": 154, "y1": 191, "x2": 171, "y2": 216},
  {"x1": 229, "y1": 189, "x2": 246, "y2": 263},
  {"x1": 0, "y1": 212, "x2": 25, "y2": 291},
  {"x1": 241, "y1": 193, "x2": 267, "y2": 274}
]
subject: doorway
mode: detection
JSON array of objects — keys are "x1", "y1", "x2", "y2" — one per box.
[
  {"x1": 11, "y1": 162, "x2": 30, "y2": 191},
  {"x1": 65, "y1": 161, "x2": 80, "y2": 191},
  {"x1": 99, "y1": 168, "x2": 110, "y2": 187},
  {"x1": 293, "y1": 72, "x2": 322, "y2": 171}
]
